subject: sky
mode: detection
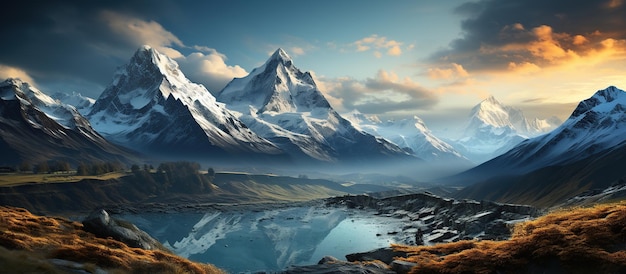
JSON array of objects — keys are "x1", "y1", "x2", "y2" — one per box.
[{"x1": 1, "y1": 0, "x2": 625, "y2": 138}]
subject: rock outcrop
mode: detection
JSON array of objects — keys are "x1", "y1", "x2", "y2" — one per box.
[
  {"x1": 326, "y1": 193, "x2": 540, "y2": 244},
  {"x1": 82, "y1": 209, "x2": 162, "y2": 250},
  {"x1": 279, "y1": 255, "x2": 395, "y2": 274}
]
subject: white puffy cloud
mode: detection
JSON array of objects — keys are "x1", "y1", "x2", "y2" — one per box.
[
  {"x1": 176, "y1": 48, "x2": 248, "y2": 93},
  {"x1": 353, "y1": 34, "x2": 405, "y2": 57}
]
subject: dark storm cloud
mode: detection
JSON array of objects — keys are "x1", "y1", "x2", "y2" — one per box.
[
  {"x1": 431, "y1": 0, "x2": 626, "y2": 70},
  {"x1": 0, "y1": 0, "x2": 179, "y2": 96}
]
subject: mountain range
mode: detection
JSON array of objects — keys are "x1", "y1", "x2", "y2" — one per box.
[
  {"x1": 343, "y1": 110, "x2": 468, "y2": 163},
  {"x1": 2, "y1": 45, "x2": 623, "y2": 203},
  {"x1": 448, "y1": 96, "x2": 560, "y2": 164},
  {"x1": 449, "y1": 86, "x2": 626, "y2": 206},
  {"x1": 216, "y1": 48, "x2": 413, "y2": 167},
  {"x1": 86, "y1": 46, "x2": 286, "y2": 165}
]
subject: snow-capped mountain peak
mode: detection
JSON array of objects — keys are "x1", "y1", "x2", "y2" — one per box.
[
  {"x1": 571, "y1": 85, "x2": 624, "y2": 117},
  {"x1": 451, "y1": 95, "x2": 561, "y2": 164},
  {"x1": 469, "y1": 95, "x2": 515, "y2": 129},
  {"x1": 217, "y1": 49, "x2": 413, "y2": 164},
  {"x1": 217, "y1": 48, "x2": 329, "y2": 114},
  {"x1": 269, "y1": 48, "x2": 292, "y2": 63},
  {"x1": 87, "y1": 45, "x2": 283, "y2": 158}
]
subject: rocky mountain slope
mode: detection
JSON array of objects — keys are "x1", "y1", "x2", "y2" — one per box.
[{"x1": 0, "y1": 78, "x2": 137, "y2": 166}]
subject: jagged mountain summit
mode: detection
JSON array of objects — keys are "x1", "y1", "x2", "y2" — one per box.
[
  {"x1": 450, "y1": 95, "x2": 560, "y2": 164},
  {"x1": 344, "y1": 110, "x2": 468, "y2": 163},
  {"x1": 0, "y1": 78, "x2": 136, "y2": 165},
  {"x1": 451, "y1": 86, "x2": 626, "y2": 206},
  {"x1": 87, "y1": 45, "x2": 285, "y2": 163},
  {"x1": 217, "y1": 48, "x2": 414, "y2": 167}
]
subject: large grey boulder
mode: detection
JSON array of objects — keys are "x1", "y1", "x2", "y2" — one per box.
[{"x1": 82, "y1": 209, "x2": 161, "y2": 250}]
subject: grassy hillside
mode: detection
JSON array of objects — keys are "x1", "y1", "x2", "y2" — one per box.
[
  {"x1": 0, "y1": 169, "x2": 377, "y2": 214},
  {"x1": 0, "y1": 172, "x2": 126, "y2": 187},
  {"x1": 0, "y1": 206, "x2": 224, "y2": 273},
  {"x1": 392, "y1": 202, "x2": 626, "y2": 273}
]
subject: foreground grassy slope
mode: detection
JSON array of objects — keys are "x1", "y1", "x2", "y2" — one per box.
[
  {"x1": 393, "y1": 202, "x2": 626, "y2": 273},
  {"x1": 0, "y1": 206, "x2": 224, "y2": 273}
]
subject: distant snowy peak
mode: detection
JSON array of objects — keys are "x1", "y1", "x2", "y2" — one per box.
[
  {"x1": 453, "y1": 95, "x2": 561, "y2": 164},
  {"x1": 52, "y1": 91, "x2": 95, "y2": 116},
  {"x1": 469, "y1": 95, "x2": 515, "y2": 129},
  {"x1": 217, "y1": 48, "x2": 331, "y2": 113},
  {"x1": 468, "y1": 95, "x2": 560, "y2": 137},
  {"x1": 475, "y1": 86, "x2": 626, "y2": 172},
  {"x1": 344, "y1": 110, "x2": 382, "y2": 127},
  {"x1": 344, "y1": 110, "x2": 466, "y2": 162}
]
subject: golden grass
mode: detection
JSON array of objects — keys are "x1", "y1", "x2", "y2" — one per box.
[
  {"x1": 0, "y1": 172, "x2": 127, "y2": 186},
  {"x1": 0, "y1": 206, "x2": 225, "y2": 273},
  {"x1": 393, "y1": 202, "x2": 626, "y2": 274}
]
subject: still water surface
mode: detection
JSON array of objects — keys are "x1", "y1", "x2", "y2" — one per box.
[{"x1": 122, "y1": 206, "x2": 405, "y2": 273}]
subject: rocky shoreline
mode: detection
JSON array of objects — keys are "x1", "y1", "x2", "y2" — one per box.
[{"x1": 274, "y1": 192, "x2": 541, "y2": 273}]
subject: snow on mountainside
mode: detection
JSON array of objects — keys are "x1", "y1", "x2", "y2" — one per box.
[
  {"x1": 217, "y1": 48, "x2": 412, "y2": 164},
  {"x1": 451, "y1": 95, "x2": 560, "y2": 164},
  {"x1": 52, "y1": 91, "x2": 95, "y2": 116},
  {"x1": 344, "y1": 110, "x2": 467, "y2": 162},
  {"x1": 87, "y1": 46, "x2": 284, "y2": 161},
  {"x1": 452, "y1": 86, "x2": 626, "y2": 206},
  {"x1": 0, "y1": 78, "x2": 136, "y2": 165},
  {"x1": 1, "y1": 78, "x2": 104, "y2": 139},
  {"x1": 493, "y1": 86, "x2": 626, "y2": 171}
]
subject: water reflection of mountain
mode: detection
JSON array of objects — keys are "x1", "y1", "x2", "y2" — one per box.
[{"x1": 121, "y1": 207, "x2": 348, "y2": 273}]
